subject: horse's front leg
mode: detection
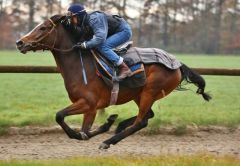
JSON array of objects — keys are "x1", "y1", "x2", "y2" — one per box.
[{"x1": 56, "y1": 98, "x2": 95, "y2": 140}]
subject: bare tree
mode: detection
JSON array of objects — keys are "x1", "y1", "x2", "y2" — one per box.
[
  {"x1": 0, "y1": 0, "x2": 3, "y2": 15},
  {"x1": 28, "y1": 0, "x2": 35, "y2": 31},
  {"x1": 230, "y1": 0, "x2": 239, "y2": 34},
  {"x1": 162, "y1": 0, "x2": 169, "y2": 47},
  {"x1": 209, "y1": 0, "x2": 225, "y2": 53},
  {"x1": 108, "y1": 0, "x2": 132, "y2": 19},
  {"x1": 45, "y1": 0, "x2": 63, "y2": 18},
  {"x1": 72, "y1": 0, "x2": 83, "y2": 3},
  {"x1": 58, "y1": 0, "x2": 62, "y2": 14},
  {"x1": 46, "y1": 0, "x2": 54, "y2": 18},
  {"x1": 172, "y1": 0, "x2": 177, "y2": 45},
  {"x1": 0, "y1": 0, "x2": 6, "y2": 19},
  {"x1": 1, "y1": 0, "x2": 240, "y2": 53}
]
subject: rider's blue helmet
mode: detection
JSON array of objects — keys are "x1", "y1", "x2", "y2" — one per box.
[{"x1": 67, "y1": 3, "x2": 86, "y2": 17}]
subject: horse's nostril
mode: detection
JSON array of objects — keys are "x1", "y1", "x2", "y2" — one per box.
[{"x1": 16, "y1": 40, "x2": 24, "y2": 46}]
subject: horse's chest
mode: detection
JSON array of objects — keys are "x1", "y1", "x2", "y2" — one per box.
[{"x1": 64, "y1": 82, "x2": 83, "y2": 101}]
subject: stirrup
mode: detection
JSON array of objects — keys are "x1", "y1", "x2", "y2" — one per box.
[
  {"x1": 113, "y1": 41, "x2": 133, "y2": 55},
  {"x1": 117, "y1": 70, "x2": 133, "y2": 81},
  {"x1": 114, "y1": 41, "x2": 133, "y2": 50}
]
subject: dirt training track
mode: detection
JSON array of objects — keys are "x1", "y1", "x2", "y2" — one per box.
[{"x1": 0, "y1": 126, "x2": 239, "y2": 160}]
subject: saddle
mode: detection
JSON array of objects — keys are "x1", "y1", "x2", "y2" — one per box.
[{"x1": 91, "y1": 41, "x2": 146, "y2": 89}]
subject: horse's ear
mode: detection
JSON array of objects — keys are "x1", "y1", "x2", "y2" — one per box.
[{"x1": 50, "y1": 15, "x2": 66, "y2": 24}]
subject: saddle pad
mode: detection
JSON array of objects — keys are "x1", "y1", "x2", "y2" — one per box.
[
  {"x1": 98, "y1": 58, "x2": 144, "y2": 78},
  {"x1": 91, "y1": 50, "x2": 145, "y2": 88},
  {"x1": 122, "y1": 47, "x2": 182, "y2": 69}
]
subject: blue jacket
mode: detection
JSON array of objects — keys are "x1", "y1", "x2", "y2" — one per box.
[
  {"x1": 85, "y1": 12, "x2": 108, "y2": 48},
  {"x1": 83, "y1": 12, "x2": 123, "y2": 49}
]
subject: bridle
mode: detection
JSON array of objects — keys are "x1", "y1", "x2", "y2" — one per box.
[
  {"x1": 30, "y1": 18, "x2": 73, "y2": 53},
  {"x1": 23, "y1": 17, "x2": 90, "y2": 86}
]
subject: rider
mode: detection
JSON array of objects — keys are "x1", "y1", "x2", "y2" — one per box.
[{"x1": 66, "y1": 3, "x2": 132, "y2": 80}]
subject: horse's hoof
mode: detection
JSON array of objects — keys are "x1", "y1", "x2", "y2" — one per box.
[
  {"x1": 78, "y1": 132, "x2": 89, "y2": 140},
  {"x1": 108, "y1": 114, "x2": 118, "y2": 122},
  {"x1": 99, "y1": 143, "x2": 110, "y2": 149}
]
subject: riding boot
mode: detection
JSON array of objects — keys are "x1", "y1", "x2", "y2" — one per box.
[{"x1": 117, "y1": 62, "x2": 132, "y2": 80}]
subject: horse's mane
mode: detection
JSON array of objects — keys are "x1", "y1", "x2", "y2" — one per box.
[
  {"x1": 49, "y1": 14, "x2": 80, "y2": 44},
  {"x1": 50, "y1": 14, "x2": 65, "y2": 24}
]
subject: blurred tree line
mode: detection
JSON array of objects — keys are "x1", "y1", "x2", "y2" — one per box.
[{"x1": 0, "y1": 0, "x2": 239, "y2": 54}]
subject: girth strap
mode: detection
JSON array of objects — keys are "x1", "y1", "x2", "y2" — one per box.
[
  {"x1": 109, "y1": 71, "x2": 119, "y2": 105},
  {"x1": 90, "y1": 50, "x2": 119, "y2": 105}
]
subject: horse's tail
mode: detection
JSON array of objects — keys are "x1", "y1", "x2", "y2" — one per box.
[{"x1": 180, "y1": 63, "x2": 212, "y2": 101}]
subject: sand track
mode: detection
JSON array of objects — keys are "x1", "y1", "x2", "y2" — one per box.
[{"x1": 0, "y1": 126, "x2": 239, "y2": 160}]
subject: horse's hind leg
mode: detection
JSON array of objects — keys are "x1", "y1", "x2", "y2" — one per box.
[
  {"x1": 115, "y1": 116, "x2": 136, "y2": 134},
  {"x1": 115, "y1": 99, "x2": 143, "y2": 134},
  {"x1": 87, "y1": 114, "x2": 118, "y2": 138},
  {"x1": 115, "y1": 109, "x2": 154, "y2": 134},
  {"x1": 99, "y1": 95, "x2": 154, "y2": 149},
  {"x1": 115, "y1": 98, "x2": 154, "y2": 134},
  {"x1": 99, "y1": 112, "x2": 151, "y2": 149}
]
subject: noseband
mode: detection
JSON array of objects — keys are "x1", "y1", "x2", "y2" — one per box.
[{"x1": 31, "y1": 18, "x2": 73, "y2": 53}]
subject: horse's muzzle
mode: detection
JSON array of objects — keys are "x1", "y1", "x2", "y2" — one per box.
[
  {"x1": 16, "y1": 39, "x2": 30, "y2": 54},
  {"x1": 16, "y1": 40, "x2": 24, "y2": 47}
]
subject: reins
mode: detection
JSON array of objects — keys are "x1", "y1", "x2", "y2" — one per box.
[{"x1": 31, "y1": 18, "x2": 73, "y2": 53}]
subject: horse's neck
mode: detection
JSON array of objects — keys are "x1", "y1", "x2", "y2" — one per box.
[
  {"x1": 51, "y1": 26, "x2": 97, "y2": 88},
  {"x1": 52, "y1": 51, "x2": 95, "y2": 82}
]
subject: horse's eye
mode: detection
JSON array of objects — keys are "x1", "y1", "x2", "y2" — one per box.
[{"x1": 40, "y1": 27, "x2": 46, "y2": 31}]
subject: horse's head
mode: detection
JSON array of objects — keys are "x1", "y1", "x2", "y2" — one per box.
[{"x1": 16, "y1": 15, "x2": 66, "y2": 54}]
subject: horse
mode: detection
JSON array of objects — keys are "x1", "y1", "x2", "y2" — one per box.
[{"x1": 16, "y1": 15, "x2": 211, "y2": 149}]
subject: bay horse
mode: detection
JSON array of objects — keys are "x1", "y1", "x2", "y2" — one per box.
[{"x1": 16, "y1": 15, "x2": 211, "y2": 149}]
